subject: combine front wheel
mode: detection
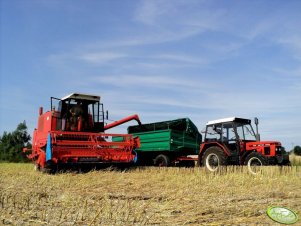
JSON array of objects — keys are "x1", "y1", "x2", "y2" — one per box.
[
  {"x1": 41, "y1": 160, "x2": 56, "y2": 174},
  {"x1": 34, "y1": 163, "x2": 41, "y2": 171}
]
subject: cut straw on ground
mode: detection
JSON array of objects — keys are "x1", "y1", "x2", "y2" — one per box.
[{"x1": 0, "y1": 163, "x2": 300, "y2": 225}]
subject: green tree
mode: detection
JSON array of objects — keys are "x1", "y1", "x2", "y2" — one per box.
[
  {"x1": 293, "y1": 145, "x2": 301, "y2": 156},
  {"x1": 0, "y1": 121, "x2": 31, "y2": 162}
]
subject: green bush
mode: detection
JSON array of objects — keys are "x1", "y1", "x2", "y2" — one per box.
[
  {"x1": 293, "y1": 145, "x2": 301, "y2": 156},
  {"x1": 0, "y1": 121, "x2": 31, "y2": 162}
]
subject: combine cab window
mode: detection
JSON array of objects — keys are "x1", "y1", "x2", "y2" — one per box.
[
  {"x1": 88, "y1": 102, "x2": 104, "y2": 124},
  {"x1": 50, "y1": 97, "x2": 104, "y2": 132}
]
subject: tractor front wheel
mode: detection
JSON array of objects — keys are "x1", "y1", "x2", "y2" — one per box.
[
  {"x1": 245, "y1": 152, "x2": 267, "y2": 175},
  {"x1": 202, "y1": 147, "x2": 227, "y2": 172}
]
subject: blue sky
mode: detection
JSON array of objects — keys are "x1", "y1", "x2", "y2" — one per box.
[{"x1": 1, "y1": 0, "x2": 300, "y2": 150}]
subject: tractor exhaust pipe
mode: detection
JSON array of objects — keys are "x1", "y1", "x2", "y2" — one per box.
[{"x1": 254, "y1": 117, "x2": 260, "y2": 141}]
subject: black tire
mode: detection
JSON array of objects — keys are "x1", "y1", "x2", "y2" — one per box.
[
  {"x1": 201, "y1": 147, "x2": 227, "y2": 172},
  {"x1": 178, "y1": 160, "x2": 195, "y2": 168},
  {"x1": 281, "y1": 160, "x2": 291, "y2": 166},
  {"x1": 244, "y1": 152, "x2": 267, "y2": 175},
  {"x1": 41, "y1": 160, "x2": 56, "y2": 174},
  {"x1": 154, "y1": 154, "x2": 170, "y2": 167}
]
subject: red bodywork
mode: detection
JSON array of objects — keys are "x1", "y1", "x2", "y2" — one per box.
[
  {"x1": 197, "y1": 117, "x2": 290, "y2": 166},
  {"x1": 27, "y1": 108, "x2": 140, "y2": 170},
  {"x1": 199, "y1": 140, "x2": 283, "y2": 164},
  {"x1": 104, "y1": 114, "x2": 141, "y2": 130}
]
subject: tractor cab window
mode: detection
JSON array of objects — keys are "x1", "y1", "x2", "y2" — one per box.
[
  {"x1": 205, "y1": 122, "x2": 238, "y2": 143},
  {"x1": 222, "y1": 122, "x2": 236, "y2": 142},
  {"x1": 235, "y1": 123, "x2": 256, "y2": 141},
  {"x1": 205, "y1": 124, "x2": 222, "y2": 141},
  {"x1": 227, "y1": 126, "x2": 236, "y2": 141}
]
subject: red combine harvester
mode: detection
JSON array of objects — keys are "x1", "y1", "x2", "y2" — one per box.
[{"x1": 25, "y1": 93, "x2": 141, "y2": 172}]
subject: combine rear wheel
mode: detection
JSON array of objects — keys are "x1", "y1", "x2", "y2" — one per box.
[
  {"x1": 202, "y1": 147, "x2": 227, "y2": 172},
  {"x1": 245, "y1": 152, "x2": 267, "y2": 175}
]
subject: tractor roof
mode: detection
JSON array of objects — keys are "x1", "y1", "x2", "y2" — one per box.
[
  {"x1": 61, "y1": 93, "x2": 101, "y2": 102},
  {"x1": 206, "y1": 117, "x2": 251, "y2": 125}
]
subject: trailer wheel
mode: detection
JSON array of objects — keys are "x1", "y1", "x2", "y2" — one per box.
[
  {"x1": 202, "y1": 147, "x2": 227, "y2": 172},
  {"x1": 154, "y1": 154, "x2": 170, "y2": 167},
  {"x1": 245, "y1": 152, "x2": 267, "y2": 175}
]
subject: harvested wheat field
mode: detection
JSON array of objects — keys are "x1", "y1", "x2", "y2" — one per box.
[{"x1": 0, "y1": 163, "x2": 300, "y2": 226}]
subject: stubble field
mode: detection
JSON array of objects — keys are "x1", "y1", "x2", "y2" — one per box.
[{"x1": 0, "y1": 163, "x2": 300, "y2": 226}]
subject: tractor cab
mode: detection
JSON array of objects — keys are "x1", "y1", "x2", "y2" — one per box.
[
  {"x1": 200, "y1": 117, "x2": 289, "y2": 170},
  {"x1": 51, "y1": 93, "x2": 105, "y2": 132},
  {"x1": 204, "y1": 117, "x2": 257, "y2": 155}
]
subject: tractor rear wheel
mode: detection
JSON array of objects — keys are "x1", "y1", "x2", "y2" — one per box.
[
  {"x1": 244, "y1": 152, "x2": 267, "y2": 175},
  {"x1": 202, "y1": 147, "x2": 227, "y2": 172},
  {"x1": 154, "y1": 154, "x2": 170, "y2": 167}
]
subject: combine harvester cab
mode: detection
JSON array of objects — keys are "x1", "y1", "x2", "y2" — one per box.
[{"x1": 27, "y1": 93, "x2": 141, "y2": 172}]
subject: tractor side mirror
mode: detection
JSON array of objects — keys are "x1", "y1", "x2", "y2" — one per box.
[{"x1": 254, "y1": 117, "x2": 259, "y2": 125}]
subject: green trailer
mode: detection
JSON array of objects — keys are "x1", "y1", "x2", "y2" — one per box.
[{"x1": 116, "y1": 118, "x2": 202, "y2": 166}]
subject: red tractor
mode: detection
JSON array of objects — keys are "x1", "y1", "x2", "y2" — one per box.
[
  {"x1": 25, "y1": 93, "x2": 141, "y2": 172},
  {"x1": 199, "y1": 117, "x2": 290, "y2": 172}
]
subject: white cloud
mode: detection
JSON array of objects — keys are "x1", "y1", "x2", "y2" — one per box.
[
  {"x1": 276, "y1": 36, "x2": 301, "y2": 61},
  {"x1": 86, "y1": 73, "x2": 299, "y2": 117},
  {"x1": 134, "y1": 1, "x2": 172, "y2": 26},
  {"x1": 89, "y1": 28, "x2": 202, "y2": 48},
  {"x1": 79, "y1": 52, "x2": 127, "y2": 64},
  {"x1": 48, "y1": 52, "x2": 128, "y2": 65},
  {"x1": 153, "y1": 54, "x2": 208, "y2": 65},
  {"x1": 81, "y1": 1, "x2": 225, "y2": 50},
  {"x1": 134, "y1": 0, "x2": 223, "y2": 30},
  {"x1": 88, "y1": 74, "x2": 218, "y2": 93}
]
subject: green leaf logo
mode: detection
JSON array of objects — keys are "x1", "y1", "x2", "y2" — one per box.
[{"x1": 267, "y1": 206, "x2": 298, "y2": 224}]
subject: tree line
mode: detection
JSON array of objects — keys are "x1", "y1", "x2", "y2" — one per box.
[
  {"x1": 0, "y1": 121, "x2": 300, "y2": 162},
  {"x1": 292, "y1": 145, "x2": 301, "y2": 156},
  {"x1": 0, "y1": 121, "x2": 31, "y2": 162}
]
